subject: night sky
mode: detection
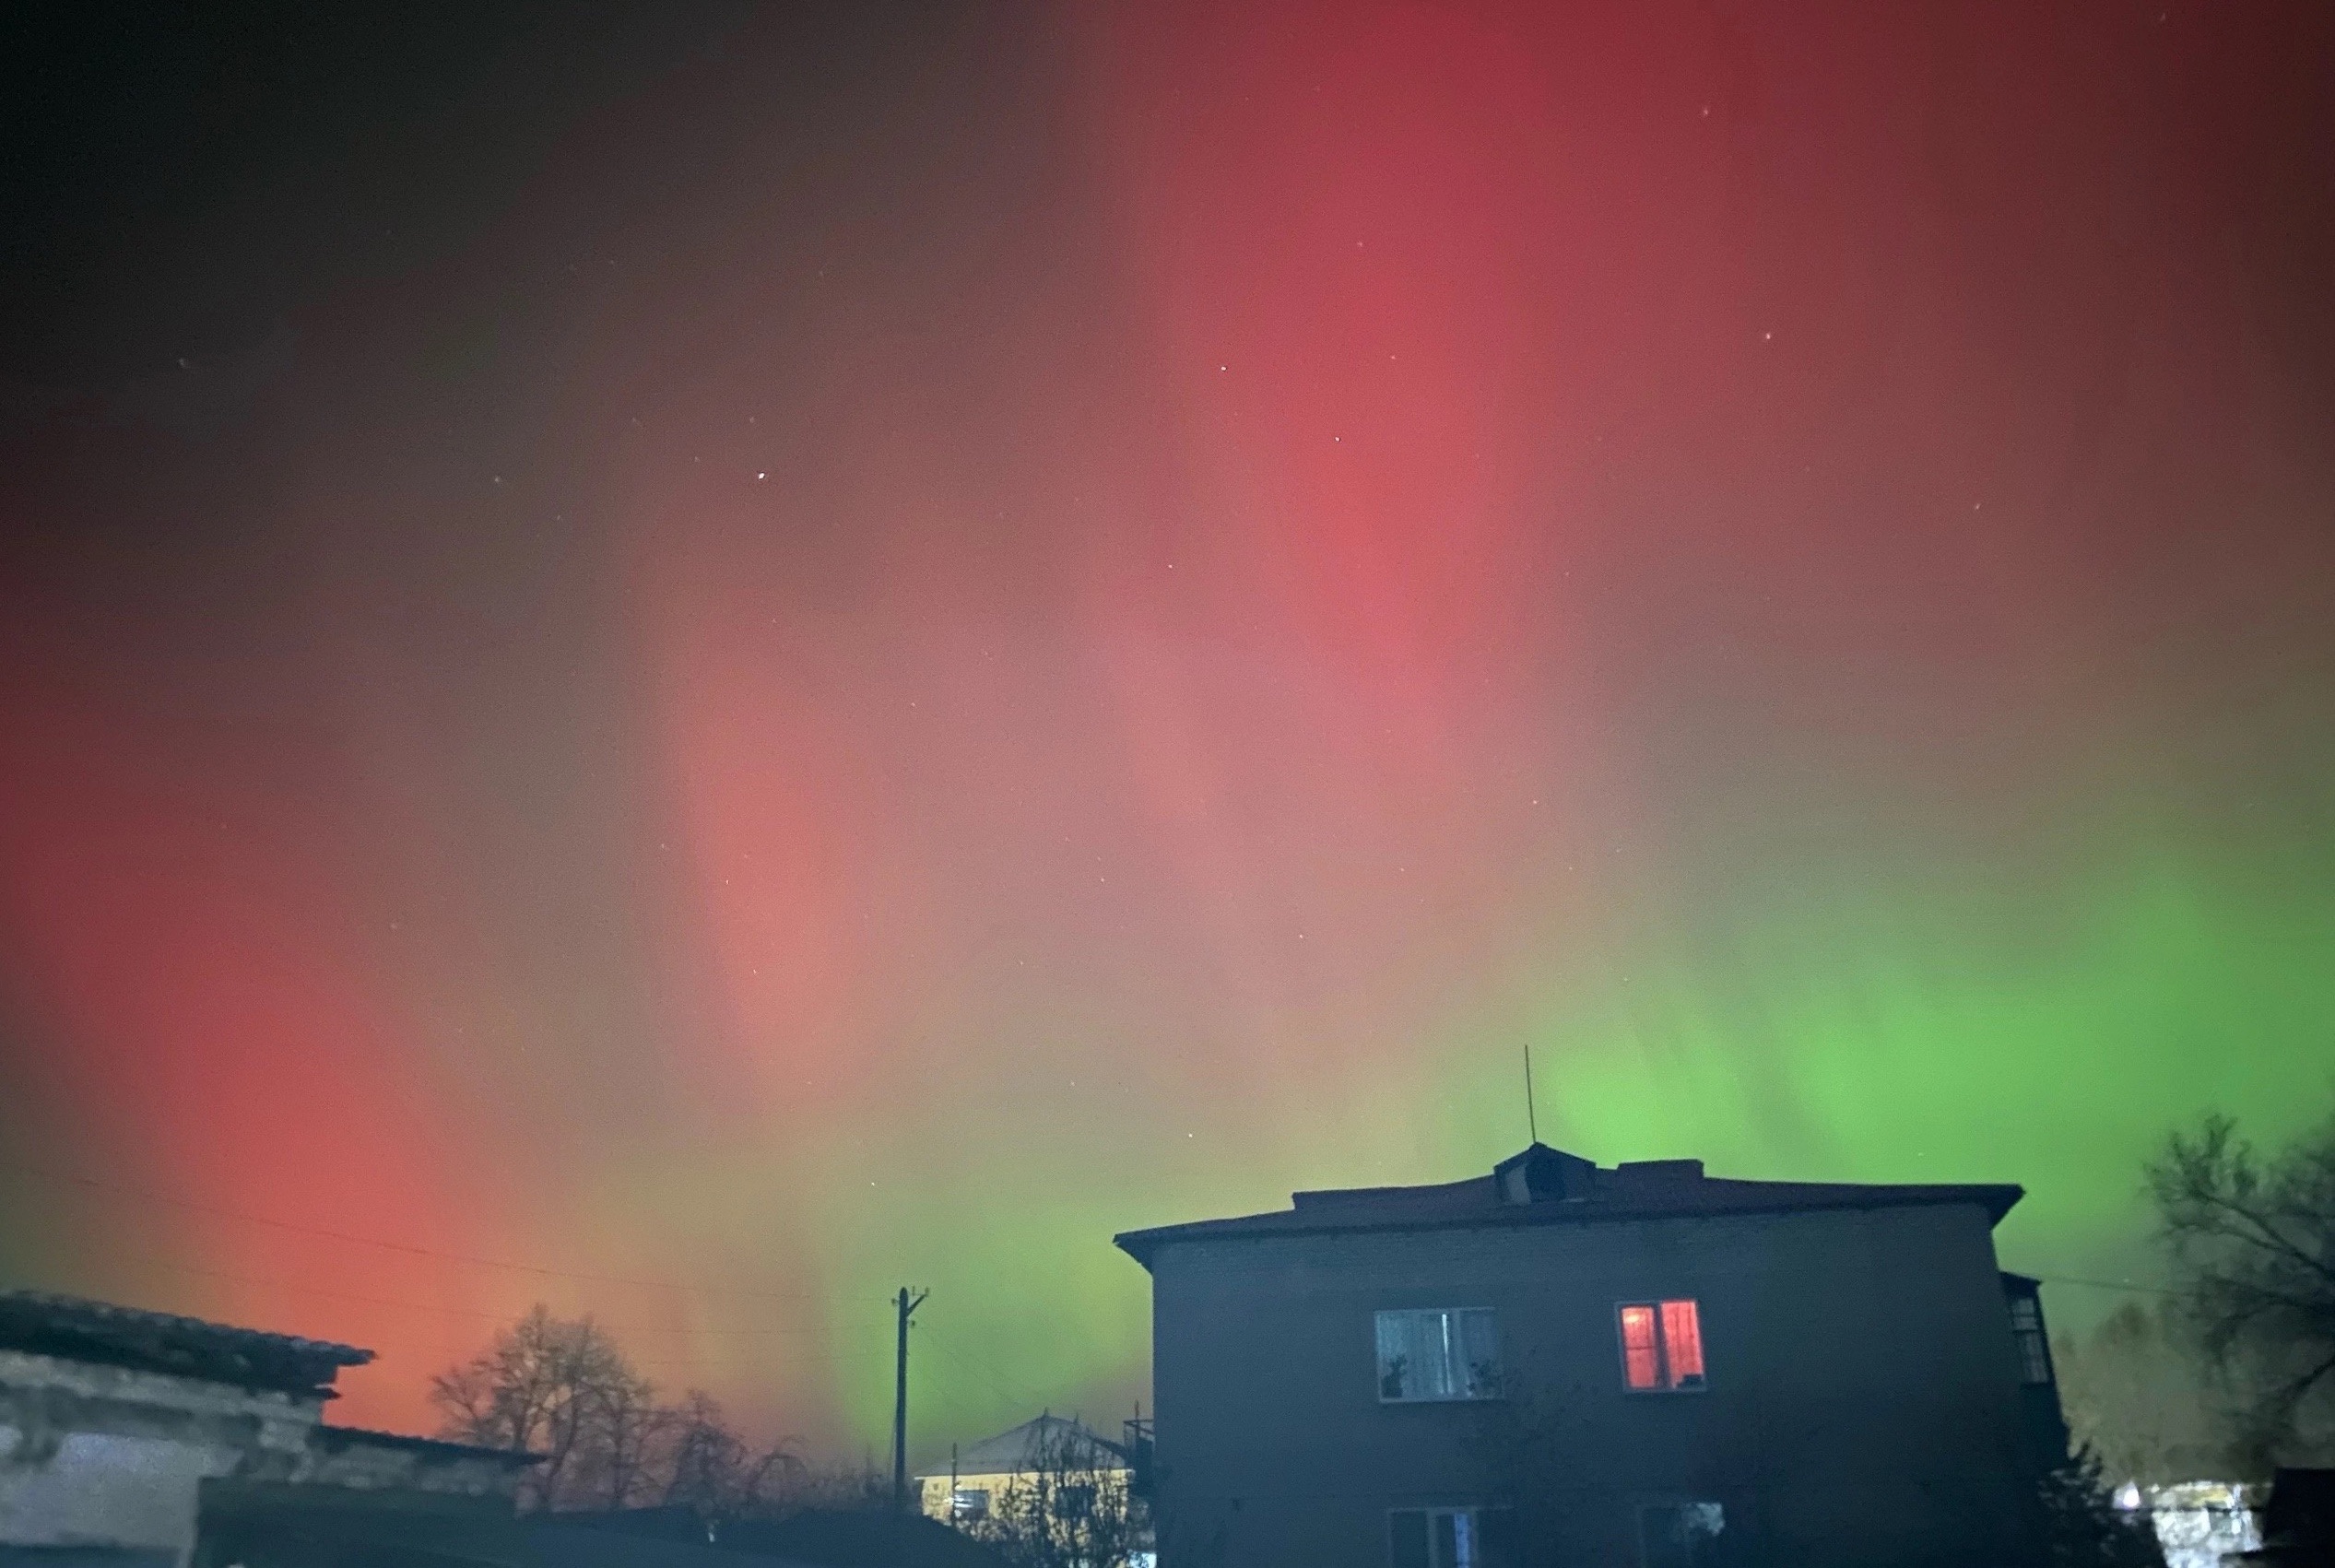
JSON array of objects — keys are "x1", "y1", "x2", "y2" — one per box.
[{"x1": 2, "y1": 2, "x2": 2330, "y2": 1457}]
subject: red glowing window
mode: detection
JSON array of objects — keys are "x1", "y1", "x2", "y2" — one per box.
[{"x1": 1618, "y1": 1299, "x2": 1706, "y2": 1391}]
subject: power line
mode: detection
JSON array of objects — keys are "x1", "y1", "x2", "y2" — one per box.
[
  {"x1": 2029, "y1": 1273, "x2": 2178, "y2": 1297},
  {"x1": 7, "y1": 1259, "x2": 892, "y2": 1378},
  {"x1": 6, "y1": 1159, "x2": 821, "y2": 1304},
  {"x1": 917, "y1": 1326, "x2": 1040, "y2": 1411}
]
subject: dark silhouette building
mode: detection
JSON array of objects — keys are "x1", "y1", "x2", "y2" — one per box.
[{"x1": 1115, "y1": 1143, "x2": 2064, "y2": 1568}]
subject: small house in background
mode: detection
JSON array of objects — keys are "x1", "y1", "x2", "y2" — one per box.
[
  {"x1": 1117, "y1": 1142, "x2": 2069, "y2": 1568},
  {"x1": 916, "y1": 1412, "x2": 1133, "y2": 1527},
  {"x1": 0, "y1": 1289, "x2": 532, "y2": 1566},
  {"x1": 2231, "y1": 1468, "x2": 2335, "y2": 1566}
]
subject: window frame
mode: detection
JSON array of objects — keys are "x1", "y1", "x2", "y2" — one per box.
[
  {"x1": 1374, "y1": 1306, "x2": 1504, "y2": 1404},
  {"x1": 949, "y1": 1486, "x2": 991, "y2": 1521},
  {"x1": 1386, "y1": 1505, "x2": 1515, "y2": 1568},
  {"x1": 2008, "y1": 1295, "x2": 2054, "y2": 1385},
  {"x1": 1614, "y1": 1298, "x2": 1709, "y2": 1394}
]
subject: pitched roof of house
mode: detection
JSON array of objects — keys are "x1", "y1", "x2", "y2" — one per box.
[
  {"x1": 1114, "y1": 1143, "x2": 2023, "y2": 1269},
  {"x1": 0, "y1": 1288, "x2": 373, "y2": 1397},
  {"x1": 918, "y1": 1413, "x2": 1127, "y2": 1480}
]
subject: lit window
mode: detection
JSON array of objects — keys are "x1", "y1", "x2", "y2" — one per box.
[
  {"x1": 1389, "y1": 1506, "x2": 1516, "y2": 1567},
  {"x1": 2009, "y1": 1297, "x2": 2053, "y2": 1385},
  {"x1": 1639, "y1": 1502, "x2": 1724, "y2": 1567},
  {"x1": 1617, "y1": 1300, "x2": 1706, "y2": 1390},
  {"x1": 1376, "y1": 1308, "x2": 1501, "y2": 1401},
  {"x1": 951, "y1": 1488, "x2": 990, "y2": 1521}
]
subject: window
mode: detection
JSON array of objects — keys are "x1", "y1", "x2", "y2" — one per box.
[
  {"x1": 1617, "y1": 1299, "x2": 1705, "y2": 1391},
  {"x1": 1054, "y1": 1482, "x2": 1095, "y2": 1520},
  {"x1": 1389, "y1": 1506, "x2": 1516, "y2": 1568},
  {"x1": 950, "y1": 1488, "x2": 990, "y2": 1521},
  {"x1": 1639, "y1": 1502, "x2": 1724, "y2": 1568},
  {"x1": 2009, "y1": 1296, "x2": 2053, "y2": 1385},
  {"x1": 1376, "y1": 1308, "x2": 1501, "y2": 1401}
]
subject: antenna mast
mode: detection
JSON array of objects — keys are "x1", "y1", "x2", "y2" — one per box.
[{"x1": 1524, "y1": 1043, "x2": 1539, "y2": 1145}]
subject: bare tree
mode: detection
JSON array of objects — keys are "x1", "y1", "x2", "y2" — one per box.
[
  {"x1": 2146, "y1": 1108, "x2": 2335, "y2": 1467},
  {"x1": 430, "y1": 1305, "x2": 784, "y2": 1514},
  {"x1": 662, "y1": 1389, "x2": 802, "y2": 1514},
  {"x1": 2037, "y1": 1445, "x2": 2166, "y2": 1568},
  {"x1": 573, "y1": 1360, "x2": 672, "y2": 1509},
  {"x1": 431, "y1": 1305, "x2": 646, "y2": 1510},
  {"x1": 960, "y1": 1420, "x2": 1150, "y2": 1568},
  {"x1": 2054, "y1": 1300, "x2": 2246, "y2": 1484}
]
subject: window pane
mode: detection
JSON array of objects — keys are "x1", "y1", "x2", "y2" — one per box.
[
  {"x1": 1438, "y1": 1503, "x2": 1475, "y2": 1568},
  {"x1": 2015, "y1": 1325, "x2": 2052, "y2": 1385},
  {"x1": 1458, "y1": 1309, "x2": 1502, "y2": 1397},
  {"x1": 1377, "y1": 1309, "x2": 1492, "y2": 1399},
  {"x1": 1390, "y1": 1510, "x2": 1431, "y2": 1568},
  {"x1": 1434, "y1": 1511, "x2": 1462, "y2": 1568},
  {"x1": 1660, "y1": 1300, "x2": 1704, "y2": 1387},
  {"x1": 1379, "y1": 1310, "x2": 1446, "y2": 1398},
  {"x1": 1620, "y1": 1305, "x2": 1660, "y2": 1389}
]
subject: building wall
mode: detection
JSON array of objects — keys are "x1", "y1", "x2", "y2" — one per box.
[
  {"x1": 1147, "y1": 1204, "x2": 2041, "y2": 1568},
  {"x1": 0, "y1": 1350, "x2": 323, "y2": 1558},
  {"x1": 918, "y1": 1465, "x2": 1135, "y2": 1523}
]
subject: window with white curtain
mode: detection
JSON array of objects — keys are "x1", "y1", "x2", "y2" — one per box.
[{"x1": 1375, "y1": 1308, "x2": 1501, "y2": 1401}]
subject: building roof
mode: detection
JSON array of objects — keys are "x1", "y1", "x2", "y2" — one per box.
[
  {"x1": 1114, "y1": 1143, "x2": 2023, "y2": 1269},
  {"x1": 918, "y1": 1413, "x2": 1127, "y2": 1480},
  {"x1": 0, "y1": 1288, "x2": 373, "y2": 1397},
  {"x1": 309, "y1": 1424, "x2": 543, "y2": 1467}
]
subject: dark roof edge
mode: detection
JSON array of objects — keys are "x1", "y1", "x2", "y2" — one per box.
[
  {"x1": 0, "y1": 1290, "x2": 374, "y2": 1366},
  {"x1": 311, "y1": 1426, "x2": 543, "y2": 1466},
  {"x1": 1114, "y1": 1183, "x2": 2024, "y2": 1270}
]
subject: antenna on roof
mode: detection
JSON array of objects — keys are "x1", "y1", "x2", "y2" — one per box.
[{"x1": 1523, "y1": 1043, "x2": 1540, "y2": 1146}]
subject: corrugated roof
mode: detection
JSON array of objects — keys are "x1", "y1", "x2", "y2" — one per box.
[
  {"x1": 1114, "y1": 1144, "x2": 2022, "y2": 1269},
  {"x1": 0, "y1": 1288, "x2": 373, "y2": 1397},
  {"x1": 918, "y1": 1414, "x2": 1127, "y2": 1480}
]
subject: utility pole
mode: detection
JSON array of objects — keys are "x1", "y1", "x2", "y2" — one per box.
[{"x1": 891, "y1": 1286, "x2": 929, "y2": 1513}]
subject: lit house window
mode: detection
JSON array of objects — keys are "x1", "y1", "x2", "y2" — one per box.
[
  {"x1": 1639, "y1": 1502, "x2": 1725, "y2": 1567},
  {"x1": 950, "y1": 1488, "x2": 990, "y2": 1521},
  {"x1": 2009, "y1": 1297, "x2": 2053, "y2": 1385},
  {"x1": 1376, "y1": 1309, "x2": 1501, "y2": 1401},
  {"x1": 1617, "y1": 1300, "x2": 1705, "y2": 1391},
  {"x1": 1389, "y1": 1506, "x2": 1515, "y2": 1568}
]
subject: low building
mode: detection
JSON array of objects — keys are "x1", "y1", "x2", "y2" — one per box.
[
  {"x1": 1115, "y1": 1142, "x2": 2068, "y2": 1568},
  {"x1": 917, "y1": 1413, "x2": 1133, "y2": 1528},
  {"x1": 0, "y1": 1290, "x2": 530, "y2": 1566}
]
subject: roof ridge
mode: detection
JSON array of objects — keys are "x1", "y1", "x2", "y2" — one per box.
[
  {"x1": 1115, "y1": 1161, "x2": 2024, "y2": 1270},
  {"x1": 0, "y1": 1287, "x2": 374, "y2": 1362}
]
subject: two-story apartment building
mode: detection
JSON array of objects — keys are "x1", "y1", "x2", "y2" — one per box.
[{"x1": 1115, "y1": 1143, "x2": 2066, "y2": 1568}]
